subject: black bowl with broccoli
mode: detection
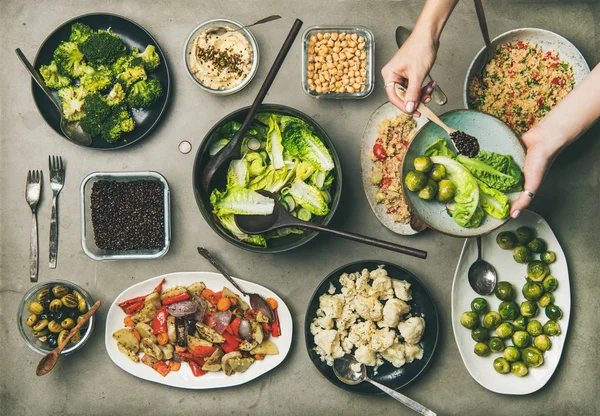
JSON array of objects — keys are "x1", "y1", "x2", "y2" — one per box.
[{"x1": 32, "y1": 13, "x2": 170, "y2": 149}]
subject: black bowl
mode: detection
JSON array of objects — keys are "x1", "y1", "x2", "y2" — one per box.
[
  {"x1": 192, "y1": 104, "x2": 342, "y2": 253},
  {"x1": 304, "y1": 260, "x2": 439, "y2": 394},
  {"x1": 31, "y1": 13, "x2": 171, "y2": 150}
]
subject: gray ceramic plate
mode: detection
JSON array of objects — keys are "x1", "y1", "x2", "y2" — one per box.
[
  {"x1": 401, "y1": 109, "x2": 525, "y2": 238},
  {"x1": 360, "y1": 102, "x2": 428, "y2": 235},
  {"x1": 464, "y1": 28, "x2": 590, "y2": 107}
]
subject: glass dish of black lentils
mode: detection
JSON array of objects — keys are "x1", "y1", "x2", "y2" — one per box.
[{"x1": 80, "y1": 172, "x2": 171, "y2": 260}]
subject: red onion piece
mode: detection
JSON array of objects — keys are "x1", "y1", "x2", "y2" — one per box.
[
  {"x1": 238, "y1": 318, "x2": 253, "y2": 341},
  {"x1": 166, "y1": 300, "x2": 197, "y2": 317},
  {"x1": 213, "y1": 310, "x2": 233, "y2": 334},
  {"x1": 193, "y1": 296, "x2": 208, "y2": 322}
]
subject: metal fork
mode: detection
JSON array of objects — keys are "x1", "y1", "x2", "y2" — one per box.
[
  {"x1": 26, "y1": 170, "x2": 42, "y2": 282},
  {"x1": 49, "y1": 156, "x2": 65, "y2": 268}
]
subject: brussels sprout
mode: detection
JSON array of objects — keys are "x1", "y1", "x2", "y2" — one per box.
[
  {"x1": 489, "y1": 337, "x2": 505, "y2": 353},
  {"x1": 418, "y1": 179, "x2": 438, "y2": 200},
  {"x1": 512, "y1": 330, "x2": 531, "y2": 348},
  {"x1": 520, "y1": 301, "x2": 539, "y2": 318},
  {"x1": 543, "y1": 320, "x2": 561, "y2": 336},
  {"x1": 414, "y1": 156, "x2": 433, "y2": 173},
  {"x1": 542, "y1": 275, "x2": 559, "y2": 293},
  {"x1": 483, "y1": 311, "x2": 502, "y2": 330},
  {"x1": 513, "y1": 245, "x2": 532, "y2": 264},
  {"x1": 511, "y1": 361, "x2": 529, "y2": 377},
  {"x1": 493, "y1": 357, "x2": 511, "y2": 374},
  {"x1": 496, "y1": 231, "x2": 518, "y2": 250},
  {"x1": 527, "y1": 261, "x2": 550, "y2": 282},
  {"x1": 522, "y1": 347, "x2": 544, "y2": 368},
  {"x1": 534, "y1": 334, "x2": 552, "y2": 351},
  {"x1": 495, "y1": 281, "x2": 516, "y2": 301},
  {"x1": 541, "y1": 251, "x2": 557, "y2": 264},
  {"x1": 545, "y1": 304, "x2": 563, "y2": 320},
  {"x1": 526, "y1": 320, "x2": 543, "y2": 337},
  {"x1": 527, "y1": 238, "x2": 547, "y2": 253},
  {"x1": 516, "y1": 226, "x2": 535, "y2": 244},
  {"x1": 435, "y1": 179, "x2": 456, "y2": 202},
  {"x1": 522, "y1": 282, "x2": 544, "y2": 301},
  {"x1": 472, "y1": 327, "x2": 489, "y2": 343},
  {"x1": 460, "y1": 311, "x2": 479, "y2": 329},
  {"x1": 429, "y1": 164, "x2": 446, "y2": 181},
  {"x1": 405, "y1": 170, "x2": 428, "y2": 192},
  {"x1": 471, "y1": 297, "x2": 489, "y2": 316},
  {"x1": 504, "y1": 346, "x2": 521, "y2": 362},
  {"x1": 495, "y1": 322, "x2": 514, "y2": 339},
  {"x1": 539, "y1": 293, "x2": 554, "y2": 308},
  {"x1": 498, "y1": 301, "x2": 519, "y2": 321},
  {"x1": 513, "y1": 316, "x2": 528, "y2": 332},
  {"x1": 474, "y1": 342, "x2": 491, "y2": 357}
]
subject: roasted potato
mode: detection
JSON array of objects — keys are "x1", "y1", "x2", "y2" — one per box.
[
  {"x1": 195, "y1": 322, "x2": 225, "y2": 343},
  {"x1": 140, "y1": 338, "x2": 163, "y2": 360},
  {"x1": 113, "y1": 328, "x2": 140, "y2": 352},
  {"x1": 160, "y1": 286, "x2": 188, "y2": 300},
  {"x1": 221, "y1": 351, "x2": 242, "y2": 376},
  {"x1": 229, "y1": 357, "x2": 255, "y2": 374},
  {"x1": 167, "y1": 315, "x2": 177, "y2": 344},
  {"x1": 141, "y1": 353, "x2": 158, "y2": 367},
  {"x1": 117, "y1": 342, "x2": 139, "y2": 362},
  {"x1": 239, "y1": 340, "x2": 258, "y2": 351},
  {"x1": 250, "y1": 340, "x2": 279, "y2": 355},
  {"x1": 187, "y1": 282, "x2": 206, "y2": 297},
  {"x1": 144, "y1": 292, "x2": 162, "y2": 309},
  {"x1": 158, "y1": 343, "x2": 174, "y2": 360},
  {"x1": 134, "y1": 322, "x2": 156, "y2": 342},
  {"x1": 222, "y1": 287, "x2": 249, "y2": 311},
  {"x1": 251, "y1": 321, "x2": 264, "y2": 344},
  {"x1": 202, "y1": 348, "x2": 224, "y2": 372},
  {"x1": 256, "y1": 311, "x2": 270, "y2": 323},
  {"x1": 132, "y1": 302, "x2": 156, "y2": 324},
  {"x1": 187, "y1": 334, "x2": 213, "y2": 350}
]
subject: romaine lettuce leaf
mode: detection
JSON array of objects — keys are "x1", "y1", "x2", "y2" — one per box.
[
  {"x1": 280, "y1": 117, "x2": 334, "y2": 172},
  {"x1": 210, "y1": 187, "x2": 274, "y2": 216},
  {"x1": 457, "y1": 151, "x2": 523, "y2": 192},
  {"x1": 310, "y1": 170, "x2": 327, "y2": 188},
  {"x1": 425, "y1": 138, "x2": 456, "y2": 158},
  {"x1": 477, "y1": 179, "x2": 510, "y2": 219},
  {"x1": 266, "y1": 115, "x2": 285, "y2": 169},
  {"x1": 289, "y1": 179, "x2": 329, "y2": 216},
  {"x1": 226, "y1": 159, "x2": 249, "y2": 188},
  {"x1": 218, "y1": 214, "x2": 267, "y2": 247}
]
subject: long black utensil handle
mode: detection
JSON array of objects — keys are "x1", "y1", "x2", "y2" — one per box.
[
  {"x1": 197, "y1": 247, "x2": 247, "y2": 294},
  {"x1": 473, "y1": 0, "x2": 492, "y2": 56},
  {"x1": 301, "y1": 224, "x2": 428, "y2": 259}
]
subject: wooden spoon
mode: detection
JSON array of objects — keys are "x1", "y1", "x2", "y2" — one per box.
[{"x1": 36, "y1": 300, "x2": 101, "y2": 376}]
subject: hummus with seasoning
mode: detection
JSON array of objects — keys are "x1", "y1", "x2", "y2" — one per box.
[{"x1": 188, "y1": 28, "x2": 254, "y2": 90}]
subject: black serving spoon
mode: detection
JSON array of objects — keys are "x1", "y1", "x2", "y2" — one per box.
[
  {"x1": 201, "y1": 19, "x2": 303, "y2": 194},
  {"x1": 234, "y1": 191, "x2": 428, "y2": 259}
]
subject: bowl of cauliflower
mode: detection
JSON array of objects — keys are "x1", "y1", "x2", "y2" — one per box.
[{"x1": 305, "y1": 261, "x2": 439, "y2": 394}]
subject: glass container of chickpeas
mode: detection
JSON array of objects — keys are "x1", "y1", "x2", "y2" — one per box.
[{"x1": 302, "y1": 26, "x2": 374, "y2": 99}]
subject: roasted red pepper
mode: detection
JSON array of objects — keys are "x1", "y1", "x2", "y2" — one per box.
[
  {"x1": 162, "y1": 292, "x2": 190, "y2": 305},
  {"x1": 221, "y1": 331, "x2": 240, "y2": 353},
  {"x1": 207, "y1": 291, "x2": 222, "y2": 306},
  {"x1": 271, "y1": 308, "x2": 281, "y2": 337},
  {"x1": 189, "y1": 360, "x2": 206, "y2": 377},
  {"x1": 118, "y1": 278, "x2": 166, "y2": 313},
  {"x1": 230, "y1": 318, "x2": 241, "y2": 337},
  {"x1": 152, "y1": 361, "x2": 171, "y2": 377},
  {"x1": 176, "y1": 352, "x2": 204, "y2": 366},
  {"x1": 193, "y1": 346, "x2": 217, "y2": 357},
  {"x1": 124, "y1": 300, "x2": 145, "y2": 315},
  {"x1": 152, "y1": 307, "x2": 168, "y2": 334}
]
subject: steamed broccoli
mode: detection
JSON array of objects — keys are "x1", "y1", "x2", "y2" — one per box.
[
  {"x1": 39, "y1": 61, "x2": 71, "y2": 89},
  {"x1": 135, "y1": 45, "x2": 160, "y2": 72},
  {"x1": 105, "y1": 82, "x2": 126, "y2": 106},
  {"x1": 126, "y1": 79, "x2": 163, "y2": 108},
  {"x1": 100, "y1": 104, "x2": 135, "y2": 143},
  {"x1": 69, "y1": 22, "x2": 94, "y2": 44},
  {"x1": 79, "y1": 92, "x2": 111, "y2": 136},
  {"x1": 79, "y1": 31, "x2": 127, "y2": 65},
  {"x1": 116, "y1": 65, "x2": 147, "y2": 88},
  {"x1": 53, "y1": 41, "x2": 86, "y2": 78},
  {"x1": 57, "y1": 86, "x2": 87, "y2": 121},
  {"x1": 80, "y1": 64, "x2": 112, "y2": 92}
]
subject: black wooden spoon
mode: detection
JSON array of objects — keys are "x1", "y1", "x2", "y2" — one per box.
[{"x1": 234, "y1": 191, "x2": 427, "y2": 259}]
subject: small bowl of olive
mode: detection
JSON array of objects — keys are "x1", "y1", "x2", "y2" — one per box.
[{"x1": 17, "y1": 280, "x2": 95, "y2": 355}]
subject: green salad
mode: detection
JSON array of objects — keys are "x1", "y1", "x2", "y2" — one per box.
[
  {"x1": 209, "y1": 113, "x2": 335, "y2": 247},
  {"x1": 404, "y1": 139, "x2": 523, "y2": 228}
]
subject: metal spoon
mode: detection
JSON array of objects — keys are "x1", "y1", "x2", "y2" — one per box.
[
  {"x1": 197, "y1": 247, "x2": 274, "y2": 322},
  {"x1": 234, "y1": 191, "x2": 427, "y2": 259},
  {"x1": 333, "y1": 355, "x2": 436, "y2": 416},
  {"x1": 474, "y1": 0, "x2": 494, "y2": 76},
  {"x1": 468, "y1": 236, "x2": 497, "y2": 295},
  {"x1": 36, "y1": 300, "x2": 100, "y2": 376},
  {"x1": 207, "y1": 15, "x2": 282, "y2": 37},
  {"x1": 15, "y1": 49, "x2": 93, "y2": 147}
]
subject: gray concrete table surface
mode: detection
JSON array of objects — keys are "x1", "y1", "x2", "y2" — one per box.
[{"x1": 1, "y1": 1, "x2": 599, "y2": 415}]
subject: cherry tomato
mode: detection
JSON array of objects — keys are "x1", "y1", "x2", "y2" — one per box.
[{"x1": 372, "y1": 144, "x2": 387, "y2": 161}]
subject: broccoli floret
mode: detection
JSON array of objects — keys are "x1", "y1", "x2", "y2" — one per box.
[
  {"x1": 116, "y1": 65, "x2": 147, "y2": 88},
  {"x1": 79, "y1": 92, "x2": 111, "y2": 135},
  {"x1": 79, "y1": 31, "x2": 127, "y2": 65},
  {"x1": 39, "y1": 61, "x2": 71, "y2": 90},
  {"x1": 100, "y1": 105, "x2": 135, "y2": 143},
  {"x1": 57, "y1": 86, "x2": 87, "y2": 121},
  {"x1": 69, "y1": 22, "x2": 94, "y2": 44},
  {"x1": 135, "y1": 45, "x2": 160, "y2": 72},
  {"x1": 80, "y1": 65, "x2": 113, "y2": 93},
  {"x1": 53, "y1": 41, "x2": 86, "y2": 78},
  {"x1": 105, "y1": 82, "x2": 126, "y2": 106},
  {"x1": 126, "y1": 79, "x2": 163, "y2": 108}
]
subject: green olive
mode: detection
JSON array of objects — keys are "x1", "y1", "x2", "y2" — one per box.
[
  {"x1": 52, "y1": 285, "x2": 69, "y2": 298},
  {"x1": 429, "y1": 164, "x2": 446, "y2": 181},
  {"x1": 496, "y1": 231, "x2": 518, "y2": 250},
  {"x1": 515, "y1": 226, "x2": 535, "y2": 244},
  {"x1": 541, "y1": 251, "x2": 557, "y2": 264},
  {"x1": 542, "y1": 275, "x2": 558, "y2": 293},
  {"x1": 513, "y1": 245, "x2": 532, "y2": 264},
  {"x1": 61, "y1": 294, "x2": 78, "y2": 309},
  {"x1": 404, "y1": 170, "x2": 428, "y2": 192},
  {"x1": 32, "y1": 330, "x2": 49, "y2": 338},
  {"x1": 545, "y1": 304, "x2": 563, "y2": 320},
  {"x1": 414, "y1": 156, "x2": 433, "y2": 173},
  {"x1": 511, "y1": 361, "x2": 529, "y2": 377},
  {"x1": 49, "y1": 299, "x2": 63, "y2": 312},
  {"x1": 71, "y1": 330, "x2": 82, "y2": 344},
  {"x1": 61, "y1": 318, "x2": 75, "y2": 329},
  {"x1": 73, "y1": 290, "x2": 88, "y2": 313},
  {"x1": 526, "y1": 320, "x2": 543, "y2": 337},
  {"x1": 539, "y1": 293, "x2": 554, "y2": 308},
  {"x1": 28, "y1": 301, "x2": 44, "y2": 315},
  {"x1": 26, "y1": 314, "x2": 38, "y2": 327},
  {"x1": 36, "y1": 288, "x2": 51, "y2": 303},
  {"x1": 474, "y1": 342, "x2": 491, "y2": 357},
  {"x1": 527, "y1": 238, "x2": 547, "y2": 253},
  {"x1": 32, "y1": 319, "x2": 49, "y2": 332},
  {"x1": 48, "y1": 320, "x2": 62, "y2": 333},
  {"x1": 58, "y1": 329, "x2": 69, "y2": 345},
  {"x1": 493, "y1": 357, "x2": 511, "y2": 374},
  {"x1": 503, "y1": 346, "x2": 521, "y2": 362},
  {"x1": 435, "y1": 179, "x2": 456, "y2": 202}
]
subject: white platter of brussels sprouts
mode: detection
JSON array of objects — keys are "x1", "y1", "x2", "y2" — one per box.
[{"x1": 451, "y1": 210, "x2": 570, "y2": 395}]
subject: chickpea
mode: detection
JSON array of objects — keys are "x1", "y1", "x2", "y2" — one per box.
[
  {"x1": 353, "y1": 82, "x2": 360, "y2": 90},
  {"x1": 345, "y1": 51, "x2": 353, "y2": 59},
  {"x1": 329, "y1": 68, "x2": 337, "y2": 75},
  {"x1": 310, "y1": 35, "x2": 317, "y2": 42},
  {"x1": 327, "y1": 39, "x2": 334, "y2": 47},
  {"x1": 316, "y1": 86, "x2": 322, "y2": 93},
  {"x1": 308, "y1": 55, "x2": 314, "y2": 63},
  {"x1": 326, "y1": 54, "x2": 333, "y2": 62},
  {"x1": 360, "y1": 51, "x2": 367, "y2": 59},
  {"x1": 331, "y1": 33, "x2": 338, "y2": 40},
  {"x1": 350, "y1": 33, "x2": 358, "y2": 41},
  {"x1": 334, "y1": 40, "x2": 341, "y2": 47},
  {"x1": 360, "y1": 69, "x2": 367, "y2": 76},
  {"x1": 358, "y1": 42, "x2": 365, "y2": 50},
  {"x1": 333, "y1": 46, "x2": 340, "y2": 54},
  {"x1": 360, "y1": 61, "x2": 367, "y2": 68},
  {"x1": 348, "y1": 70, "x2": 355, "y2": 78},
  {"x1": 317, "y1": 33, "x2": 323, "y2": 40},
  {"x1": 349, "y1": 40, "x2": 357, "y2": 48},
  {"x1": 342, "y1": 78, "x2": 350, "y2": 86},
  {"x1": 308, "y1": 63, "x2": 315, "y2": 71},
  {"x1": 358, "y1": 36, "x2": 365, "y2": 43},
  {"x1": 340, "y1": 40, "x2": 348, "y2": 48},
  {"x1": 355, "y1": 49, "x2": 361, "y2": 57},
  {"x1": 347, "y1": 86, "x2": 355, "y2": 93},
  {"x1": 307, "y1": 71, "x2": 314, "y2": 78},
  {"x1": 324, "y1": 32, "x2": 331, "y2": 39},
  {"x1": 333, "y1": 53, "x2": 340, "y2": 61},
  {"x1": 314, "y1": 62, "x2": 321, "y2": 70},
  {"x1": 314, "y1": 78, "x2": 321, "y2": 86}
]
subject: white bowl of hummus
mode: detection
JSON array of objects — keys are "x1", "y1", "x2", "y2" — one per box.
[{"x1": 184, "y1": 18, "x2": 259, "y2": 95}]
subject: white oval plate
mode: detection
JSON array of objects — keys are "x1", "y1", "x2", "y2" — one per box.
[
  {"x1": 105, "y1": 272, "x2": 293, "y2": 389},
  {"x1": 451, "y1": 210, "x2": 570, "y2": 395},
  {"x1": 360, "y1": 101, "x2": 428, "y2": 235}
]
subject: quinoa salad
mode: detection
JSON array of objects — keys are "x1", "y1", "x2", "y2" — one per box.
[
  {"x1": 370, "y1": 114, "x2": 417, "y2": 224},
  {"x1": 468, "y1": 41, "x2": 575, "y2": 136}
]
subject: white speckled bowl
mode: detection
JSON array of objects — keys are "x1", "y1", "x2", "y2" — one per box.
[
  {"x1": 401, "y1": 109, "x2": 525, "y2": 238},
  {"x1": 464, "y1": 28, "x2": 590, "y2": 108}
]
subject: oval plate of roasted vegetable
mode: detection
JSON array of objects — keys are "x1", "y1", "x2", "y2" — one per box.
[
  {"x1": 451, "y1": 210, "x2": 570, "y2": 395},
  {"x1": 105, "y1": 272, "x2": 292, "y2": 389},
  {"x1": 32, "y1": 13, "x2": 170, "y2": 149}
]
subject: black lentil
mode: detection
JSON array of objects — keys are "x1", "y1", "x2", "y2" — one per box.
[
  {"x1": 91, "y1": 180, "x2": 165, "y2": 251},
  {"x1": 451, "y1": 130, "x2": 480, "y2": 158}
]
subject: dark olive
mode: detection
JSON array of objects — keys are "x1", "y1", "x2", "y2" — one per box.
[
  {"x1": 47, "y1": 336, "x2": 58, "y2": 348},
  {"x1": 68, "y1": 309, "x2": 78, "y2": 319},
  {"x1": 53, "y1": 310, "x2": 67, "y2": 323},
  {"x1": 39, "y1": 313, "x2": 49, "y2": 321},
  {"x1": 42, "y1": 299, "x2": 52, "y2": 310}
]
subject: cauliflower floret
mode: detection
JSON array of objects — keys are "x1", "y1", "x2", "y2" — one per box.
[
  {"x1": 310, "y1": 316, "x2": 334, "y2": 336},
  {"x1": 348, "y1": 321, "x2": 376, "y2": 347},
  {"x1": 355, "y1": 269, "x2": 371, "y2": 296},
  {"x1": 380, "y1": 342, "x2": 406, "y2": 368},
  {"x1": 370, "y1": 328, "x2": 397, "y2": 352},
  {"x1": 337, "y1": 304, "x2": 358, "y2": 330},
  {"x1": 392, "y1": 279, "x2": 412, "y2": 301},
  {"x1": 341, "y1": 336, "x2": 354, "y2": 354},
  {"x1": 369, "y1": 274, "x2": 394, "y2": 300},
  {"x1": 339, "y1": 272, "x2": 357, "y2": 299},
  {"x1": 314, "y1": 329, "x2": 344, "y2": 360},
  {"x1": 382, "y1": 298, "x2": 411, "y2": 327},
  {"x1": 319, "y1": 294, "x2": 344, "y2": 319},
  {"x1": 370, "y1": 265, "x2": 389, "y2": 279},
  {"x1": 353, "y1": 295, "x2": 383, "y2": 321},
  {"x1": 327, "y1": 282, "x2": 336, "y2": 294},
  {"x1": 398, "y1": 316, "x2": 426, "y2": 345},
  {"x1": 355, "y1": 345, "x2": 377, "y2": 366},
  {"x1": 404, "y1": 343, "x2": 424, "y2": 363}
]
